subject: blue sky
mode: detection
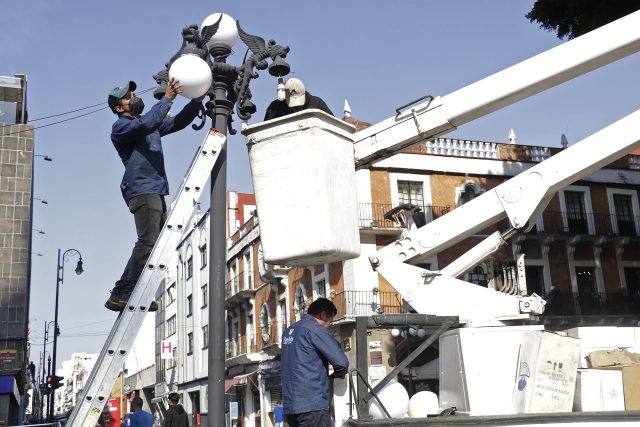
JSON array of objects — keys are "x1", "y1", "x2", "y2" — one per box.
[{"x1": 3, "y1": 1, "x2": 639, "y2": 370}]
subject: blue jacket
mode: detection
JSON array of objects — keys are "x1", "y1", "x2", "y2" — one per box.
[
  {"x1": 126, "y1": 410, "x2": 154, "y2": 427},
  {"x1": 111, "y1": 97, "x2": 201, "y2": 204},
  {"x1": 281, "y1": 314, "x2": 349, "y2": 414}
]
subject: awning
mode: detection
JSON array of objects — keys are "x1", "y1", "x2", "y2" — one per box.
[{"x1": 225, "y1": 371, "x2": 259, "y2": 391}]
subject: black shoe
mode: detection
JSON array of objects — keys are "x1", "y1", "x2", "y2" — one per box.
[{"x1": 104, "y1": 280, "x2": 134, "y2": 312}]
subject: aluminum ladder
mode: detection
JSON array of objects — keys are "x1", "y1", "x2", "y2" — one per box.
[{"x1": 67, "y1": 128, "x2": 226, "y2": 427}]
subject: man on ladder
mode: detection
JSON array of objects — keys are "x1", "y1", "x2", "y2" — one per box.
[{"x1": 105, "y1": 77, "x2": 205, "y2": 312}]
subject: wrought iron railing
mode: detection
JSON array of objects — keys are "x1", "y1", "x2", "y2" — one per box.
[
  {"x1": 530, "y1": 211, "x2": 640, "y2": 237},
  {"x1": 542, "y1": 291, "x2": 640, "y2": 316},
  {"x1": 333, "y1": 290, "x2": 403, "y2": 318},
  {"x1": 225, "y1": 270, "x2": 254, "y2": 299},
  {"x1": 358, "y1": 203, "x2": 450, "y2": 229}
]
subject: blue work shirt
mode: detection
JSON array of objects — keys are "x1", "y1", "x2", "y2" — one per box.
[
  {"x1": 281, "y1": 314, "x2": 349, "y2": 414},
  {"x1": 126, "y1": 409, "x2": 154, "y2": 427},
  {"x1": 111, "y1": 96, "x2": 201, "y2": 205}
]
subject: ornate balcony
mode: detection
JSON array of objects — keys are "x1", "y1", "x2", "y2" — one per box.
[{"x1": 332, "y1": 290, "x2": 403, "y2": 319}]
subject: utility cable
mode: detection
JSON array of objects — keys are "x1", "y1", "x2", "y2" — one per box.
[{"x1": 0, "y1": 86, "x2": 155, "y2": 136}]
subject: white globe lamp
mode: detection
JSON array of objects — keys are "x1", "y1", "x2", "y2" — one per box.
[
  {"x1": 169, "y1": 55, "x2": 212, "y2": 99},
  {"x1": 407, "y1": 391, "x2": 439, "y2": 417},
  {"x1": 201, "y1": 13, "x2": 238, "y2": 49},
  {"x1": 367, "y1": 380, "x2": 409, "y2": 419},
  {"x1": 390, "y1": 328, "x2": 401, "y2": 337}
]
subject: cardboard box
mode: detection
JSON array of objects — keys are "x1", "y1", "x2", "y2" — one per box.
[
  {"x1": 512, "y1": 331, "x2": 581, "y2": 414},
  {"x1": 620, "y1": 365, "x2": 640, "y2": 411},
  {"x1": 573, "y1": 369, "x2": 624, "y2": 412}
]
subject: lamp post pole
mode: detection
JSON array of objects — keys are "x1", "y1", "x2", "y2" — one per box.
[
  {"x1": 49, "y1": 248, "x2": 83, "y2": 422},
  {"x1": 209, "y1": 54, "x2": 236, "y2": 426},
  {"x1": 154, "y1": 15, "x2": 289, "y2": 425}
]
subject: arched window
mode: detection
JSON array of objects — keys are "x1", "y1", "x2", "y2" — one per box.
[
  {"x1": 468, "y1": 264, "x2": 488, "y2": 287},
  {"x1": 260, "y1": 304, "x2": 271, "y2": 344},
  {"x1": 456, "y1": 181, "x2": 485, "y2": 206},
  {"x1": 185, "y1": 245, "x2": 194, "y2": 280},
  {"x1": 294, "y1": 283, "x2": 307, "y2": 320}
]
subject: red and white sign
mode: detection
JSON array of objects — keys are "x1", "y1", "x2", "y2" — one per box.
[{"x1": 161, "y1": 340, "x2": 174, "y2": 359}]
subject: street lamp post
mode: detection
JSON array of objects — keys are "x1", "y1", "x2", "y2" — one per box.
[
  {"x1": 154, "y1": 13, "x2": 289, "y2": 425},
  {"x1": 48, "y1": 248, "x2": 84, "y2": 422}
]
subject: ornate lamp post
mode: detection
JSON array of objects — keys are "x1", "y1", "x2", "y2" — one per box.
[
  {"x1": 153, "y1": 13, "x2": 290, "y2": 425},
  {"x1": 48, "y1": 248, "x2": 83, "y2": 422}
]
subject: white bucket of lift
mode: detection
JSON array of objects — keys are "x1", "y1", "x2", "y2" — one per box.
[{"x1": 243, "y1": 109, "x2": 360, "y2": 266}]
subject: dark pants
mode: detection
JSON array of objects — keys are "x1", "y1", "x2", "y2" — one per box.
[
  {"x1": 119, "y1": 194, "x2": 167, "y2": 284},
  {"x1": 285, "y1": 410, "x2": 332, "y2": 427}
]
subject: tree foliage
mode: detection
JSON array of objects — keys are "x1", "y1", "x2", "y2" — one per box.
[{"x1": 526, "y1": 0, "x2": 640, "y2": 39}]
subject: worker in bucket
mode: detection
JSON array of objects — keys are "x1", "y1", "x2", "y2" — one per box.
[
  {"x1": 281, "y1": 298, "x2": 349, "y2": 427},
  {"x1": 264, "y1": 77, "x2": 333, "y2": 120},
  {"x1": 105, "y1": 78, "x2": 204, "y2": 312}
]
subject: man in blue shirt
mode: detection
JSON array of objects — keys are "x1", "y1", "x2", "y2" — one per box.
[
  {"x1": 104, "y1": 78, "x2": 203, "y2": 311},
  {"x1": 126, "y1": 397, "x2": 155, "y2": 427},
  {"x1": 281, "y1": 298, "x2": 349, "y2": 427}
]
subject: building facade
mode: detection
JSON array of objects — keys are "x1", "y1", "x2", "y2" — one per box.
[
  {"x1": 0, "y1": 73, "x2": 33, "y2": 424},
  {"x1": 148, "y1": 113, "x2": 640, "y2": 426}
]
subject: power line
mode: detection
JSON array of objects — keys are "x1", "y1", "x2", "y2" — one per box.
[{"x1": 1, "y1": 86, "x2": 156, "y2": 136}]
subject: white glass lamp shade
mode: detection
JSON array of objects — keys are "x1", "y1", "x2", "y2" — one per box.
[
  {"x1": 201, "y1": 13, "x2": 238, "y2": 49},
  {"x1": 169, "y1": 55, "x2": 212, "y2": 99},
  {"x1": 408, "y1": 391, "x2": 439, "y2": 417},
  {"x1": 367, "y1": 380, "x2": 409, "y2": 419}
]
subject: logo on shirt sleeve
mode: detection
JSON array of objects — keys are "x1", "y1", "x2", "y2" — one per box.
[{"x1": 282, "y1": 328, "x2": 295, "y2": 345}]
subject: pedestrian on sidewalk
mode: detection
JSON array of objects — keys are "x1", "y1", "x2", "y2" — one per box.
[
  {"x1": 126, "y1": 397, "x2": 155, "y2": 427},
  {"x1": 105, "y1": 77, "x2": 204, "y2": 312},
  {"x1": 281, "y1": 298, "x2": 349, "y2": 427},
  {"x1": 164, "y1": 392, "x2": 189, "y2": 427}
]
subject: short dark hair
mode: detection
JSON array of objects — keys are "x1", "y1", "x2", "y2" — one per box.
[
  {"x1": 131, "y1": 397, "x2": 144, "y2": 409},
  {"x1": 168, "y1": 392, "x2": 180, "y2": 403},
  {"x1": 307, "y1": 298, "x2": 337, "y2": 316}
]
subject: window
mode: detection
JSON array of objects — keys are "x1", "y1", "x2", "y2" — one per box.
[
  {"x1": 614, "y1": 194, "x2": 636, "y2": 236},
  {"x1": 279, "y1": 299, "x2": 288, "y2": 330},
  {"x1": 168, "y1": 347, "x2": 177, "y2": 368},
  {"x1": 187, "y1": 332, "x2": 194, "y2": 354},
  {"x1": 576, "y1": 266, "x2": 599, "y2": 314},
  {"x1": 167, "y1": 315, "x2": 176, "y2": 337},
  {"x1": 200, "y1": 244, "x2": 207, "y2": 268},
  {"x1": 187, "y1": 295, "x2": 193, "y2": 316},
  {"x1": 248, "y1": 314, "x2": 254, "y2": 350},
  {"x1": 186, "y1": 255, "x2": 194, "y2": 280},
  {"x1": 167, "y1": 283, "x2": 176, "y2": 305},
  {"x1": 564, "y1": 191, "x2": 589, "y2": 234},
  {"x1": 294, "y1": 285, "x2": 307, "y2": 319},
  {"x1": 243, "y1": 251, "x2": 253, "y2": 290},
  {"x1": 201, "y1": 284, "x2": 208, "y2": 308},
  {"x1": 202, "y1": 325, "x2": 209, "y2": 348},
  {"x1": 459, "y1": 183, "x2": 479, "y2": 204},
  {"x1": 260, "y1": 305, "x2": 271, "y2": 344},
  {"x1": 468, "y1": 265, "x2": 488, "y2": 287},
  {"x1": 314, "y1": 279, "x2": 327, "y2": 299},
  {"x1": 397, "y1": 180, "x2": 424, "y2": 206},
  {"x1": 525, "y1": 266, "x2": 546, "y2": 297}
]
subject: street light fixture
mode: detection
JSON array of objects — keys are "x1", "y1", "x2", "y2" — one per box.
[
  {"x1": 34, "y1": 154, "x2": 53, "y2": 162},
  {"x1": 153, "y1": 13, "x2": 290, "y2": 425},
  {"x1": 33, "y1": 198, "x2": 48, "y2": 205},
  {"x1": 33, "y1": 229, "x2": 45, "y2": 235},
  {"x1": 48, "y1": 248, "x2": 84, "y2": 422}
]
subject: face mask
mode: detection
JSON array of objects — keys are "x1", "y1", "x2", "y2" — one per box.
[{"x1": 128, "y1": 95, "x2": 145, "y2": 115}]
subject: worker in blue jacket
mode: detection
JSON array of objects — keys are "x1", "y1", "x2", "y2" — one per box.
[
  {"x1": 105, "y1": 78, "x2": 203, "y2": 311},
  {"x1": 281, "y1": 297, "x2": 349, "y2": 427}
]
